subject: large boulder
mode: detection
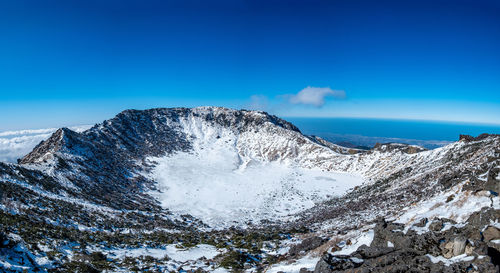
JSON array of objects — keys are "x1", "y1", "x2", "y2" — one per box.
[
  {"x1": 483, "y1": 226, "x2": 500, "y2": 242},
  {"x1": 289, "y1": 236, "x2": 327, "y2": 256}
]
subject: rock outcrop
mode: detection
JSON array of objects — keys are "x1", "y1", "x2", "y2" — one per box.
[{"x1": 315, "y1": 208, "x2": 500, "y2": 272}]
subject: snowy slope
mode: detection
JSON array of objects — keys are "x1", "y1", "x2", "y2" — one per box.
[{"x1": 142, "y1": 108, "x2": 367, "y2": 227}]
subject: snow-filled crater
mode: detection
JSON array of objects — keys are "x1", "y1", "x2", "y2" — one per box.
[{"x1": 146, "y1": 123, "x2": 365, "y2": 228}]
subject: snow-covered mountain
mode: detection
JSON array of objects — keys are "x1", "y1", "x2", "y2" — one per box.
[{"x1": 0, "y1": 107, "x2": 498, "y2": 272}]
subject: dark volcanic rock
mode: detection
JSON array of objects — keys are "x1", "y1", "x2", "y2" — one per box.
[
  {"x1": 314, "y1": 209, "x2": 500, "y2": 273},
  {"x1": 289, "y1": 236, "x2": 327, "y2": 256},
  {"x1": 372, "y1": 142, "x2": 427, "y2": 154},
  {"x1": 459, "y1": 133, "x2": 500, "y2": 142}
]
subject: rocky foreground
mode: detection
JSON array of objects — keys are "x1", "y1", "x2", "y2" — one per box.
[
  {"x1": 0, "y1": 107, "x2": 498, "y2": 272},
  {"x1": 315, "y1": 208, "x2": 499, "y2": 273}
]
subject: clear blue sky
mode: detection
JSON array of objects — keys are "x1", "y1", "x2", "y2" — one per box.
[{"x1": 1, "y1": 0, "x2": 499, "y2": 130}]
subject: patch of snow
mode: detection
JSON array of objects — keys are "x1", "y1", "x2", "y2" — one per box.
[
  {"x1": 8, "y1": 233, "x2": 22, "y2": 241},
  {"x1": 350, "y1": 257, "x2": 364, "y2": 263},
  {"x1": 441, "y1": 222, "x2": 466, "y2": 232},
  {"x1": 266, "y1": 255, "x2": 319, "y2": 273},
  {"x1": 332, "y1": 230, "x2": 374, "y2": 255},
  {"x1": 396, "y1": 182, "x2": 497, "y2": 230},
  {"x1": 211, "y1": 268, "x2": 230, "y2": 273},
  {"x1": 35, "y1": 256, "x2": 51, "y2": 267},
  {"x1": 490, "y1": 219, "x2": 500, "y2": 229},
  {"x1": 425, "y1": 254, "x2": 475, "y2": 266},
  {"x1": 409, "y1": 220, "x2": 432, "y2": 235},
  {"x1": 269, "y1": 245, "x2": 290, "y2": 256},
  {"x1": 387, "y1": 241, "x2": 394, "y2": 247},
  {"x1": 0, "y1": 260, "x2": 31, "y2": 272}
]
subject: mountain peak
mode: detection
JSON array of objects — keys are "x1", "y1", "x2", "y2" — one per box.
[{"x1": 19, "y1": 127, "x2": 79, "y2": 164}]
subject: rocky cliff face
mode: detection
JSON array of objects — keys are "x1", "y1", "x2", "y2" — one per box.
[{"x1": 0, "y1": 107, "x2": 498, "y2": 272}]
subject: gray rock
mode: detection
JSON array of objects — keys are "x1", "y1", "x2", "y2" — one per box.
[
  {"x1": 485, "y1": 167, "x2": 500, "y2": 194},
  {"x1": 314, "y1": 254, "x2": 363, "y2": 272},
  {"x1": 289, "y1": 236, "x2": 327, "y2": 256},
  {"x1": 483, "y1": 226, "x2": 500, "y2": 242}
]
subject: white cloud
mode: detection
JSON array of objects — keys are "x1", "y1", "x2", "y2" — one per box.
[
  {"x1": 246, "y1": 95, "x2": 270, "y2": 111},
  {"x1": 288, "y1": 86, "x2": 345, "y2": 107},
  {"x1": 0, "y1": 125, "x2": 91, "y2": 163}
]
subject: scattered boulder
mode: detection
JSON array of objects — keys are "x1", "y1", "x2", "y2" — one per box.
[
  {"x1": 356, "y1": 244, "x2": 394, "y2": 258},
  {"x1": 314, "y1": 254, "x2": 363, "y2": 272},
  {"x1": 289, "y1": 236, "x2": 327, "y2": 256},
  {"x1": 441, "y1": 237, "x2": 467, "y2": 258},
  {"x1": 483, "y1": 226, "x2": 500, "y2": 242},
  {"x1": 485, "y1": 167, "x2": 500, "y2": 194},
  {"x1": 429, "y1": 219, "x2": 444, "y2": 231}
]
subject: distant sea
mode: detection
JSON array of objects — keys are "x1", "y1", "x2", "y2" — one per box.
[{"x1": 286, "y1": 117, "x2": 500, "y2": 149}]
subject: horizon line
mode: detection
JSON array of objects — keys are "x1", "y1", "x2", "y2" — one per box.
[{"x1": 281, "y1": 115, "x2": 500, "y2": 127}]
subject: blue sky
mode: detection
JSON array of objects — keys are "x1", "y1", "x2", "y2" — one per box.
[{"x1": 0, "y1": 0, "x2": 499, "y2": 130}]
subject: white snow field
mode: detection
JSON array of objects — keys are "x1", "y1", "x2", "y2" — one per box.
[
  {"x1": 149, "y1": 151, "x2": 363, "y2": 228},
  {"x1": 146, "y1": 111, "x2": 365, "y2": 227}
]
